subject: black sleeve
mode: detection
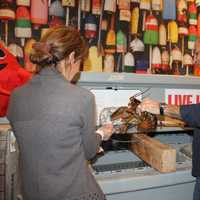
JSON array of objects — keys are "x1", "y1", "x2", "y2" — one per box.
[{"x1": 180, "y1": 104, "x2": 200, "y2": 127}]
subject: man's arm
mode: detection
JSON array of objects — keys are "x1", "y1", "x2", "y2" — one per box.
[{"x1": 138, "y1": 98, "x2": 200, "y2": 127}]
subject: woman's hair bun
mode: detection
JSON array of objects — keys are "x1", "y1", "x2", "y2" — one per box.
[{"x1": 30, "y1": 42, "x2": 58, "y2": 66}]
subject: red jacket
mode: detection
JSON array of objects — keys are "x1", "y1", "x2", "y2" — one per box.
[{"x1": 0, "y1": 43, "x2": 32, "y2": 117}]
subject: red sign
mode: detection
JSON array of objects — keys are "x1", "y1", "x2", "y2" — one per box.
[{"x1": 165, "y1": 89, "x2": 200, "y2": 105}]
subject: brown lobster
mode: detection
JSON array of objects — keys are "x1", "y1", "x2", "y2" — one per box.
[{"x1": 110, "y1": 95, "x2": 157, "y2": 133}]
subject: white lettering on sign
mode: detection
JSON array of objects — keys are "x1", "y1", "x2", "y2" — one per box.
[{"x1": 165, "y1": 89, "x2": 200, "y2": 105}]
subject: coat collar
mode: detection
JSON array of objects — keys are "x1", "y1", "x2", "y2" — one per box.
[{"x1": 38, "y1": 66, "x2": 61, "y2": 76}]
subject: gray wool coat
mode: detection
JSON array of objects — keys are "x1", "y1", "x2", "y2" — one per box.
[{"x1": 7, "y1": 67, "x2": 105, "y2": 200}]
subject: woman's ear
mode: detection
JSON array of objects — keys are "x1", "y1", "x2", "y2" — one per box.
[{"x1": 68, "y1": 51, "x2": 75, "y2": 65}]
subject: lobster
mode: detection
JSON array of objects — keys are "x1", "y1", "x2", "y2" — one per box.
[{"x1": 110, "y1": 95, "x2": 157, "y2": 133}]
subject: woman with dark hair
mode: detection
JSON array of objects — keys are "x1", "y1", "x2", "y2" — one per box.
[{"x1": 7, "y1": 26, "x2": 113, "y2": 200}]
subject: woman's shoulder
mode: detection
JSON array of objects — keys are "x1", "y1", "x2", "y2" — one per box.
[{"x1": 68, "y1": 83, "x2": 94, "y2": 101}]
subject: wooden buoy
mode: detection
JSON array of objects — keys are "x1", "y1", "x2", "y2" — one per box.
[
  {"x1": 152, "y1": 46, "x2": 162, "y2": 74},
  {"x1": 104, "y1": 54, "x2": 115, "y2": 72},
  {"x1": 15, "y1": 6, "x2": 32, "y2": 46},
  {"x1": 131, "y1": 7, "x2": 139, "y2": 35},
  {"x1": 124, "y1": 52, "x2": 135, "y2": 73},
  {"x1": 163, "y1": 0, "x2": 176, "y2": 20},
  {"x1": 183, "y1": 53, "x2": 193, "y2": 75},
  {"x1": 189, "y1": 3, "x2": 197, "y2": 25},
  {"x1": 31, "y1": 0, "x2": 48, "y2": 29},
  {"x1": 159, "y1": 23, "x2": 167, "y2": 46}
]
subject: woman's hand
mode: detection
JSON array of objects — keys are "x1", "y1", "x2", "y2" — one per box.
[
  {"x1": 137, "y1": 98, "x2": 160, "y2": 115},
  {"x1": 96, "y1": 123, "x2": 114, "y2": 141}
]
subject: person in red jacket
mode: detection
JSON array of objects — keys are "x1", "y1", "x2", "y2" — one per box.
[{"x1": 0, "y1": 43, "x2": 32, "y2": 117}]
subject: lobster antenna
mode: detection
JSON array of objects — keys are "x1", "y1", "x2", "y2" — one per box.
[
  {"x1": 142, "y1": 92, "x2": 151, "y2": 100},
  {"x1": 131, "y1": 87, "x2": 152, "y2": 99}
]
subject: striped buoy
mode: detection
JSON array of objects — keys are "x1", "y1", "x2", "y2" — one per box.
[
  {"x1": 143, "y1": 14, "x2": 159, "y2": 45},
  {"x1": 189, "y1": 3, "x2": 197, "y2": 25},
  {"x1": 188, "y1": 25, "x2": 197, "y2": 50},
  {"x1": 124, "y1": 52, "x2": 135, "y2": 72},
  {"x1": 84, "y1": 14, "x2": 97, "y2": 39},
  {"x1": 143, "y1": 14, "x2": 159, "y2": 72},
  {"x1": 183, "y1": 53, "x2": 193, "y2": 75},
  {"x1": 152, "y1": 46, "x2": 161, "y2": 73},
  {"x1": 31, "y1": 0, "x2": 48, "y2": 29},
  {"x1": 183, "y1": 54, "x2": 193, "y2": 66},
  {"x1": 172, "y1": 47, "x2": 182, "y2": 62},
  {"x1": 171, "y1": 47, "x2": 182, "y2": 75},
  {"x1": 161, "y1": 49, "x2": 170, "y2": 73},
  {"x1": 0, "y1": 1, "x2": 15, "y2": 20},
  {"x1": 15, "y1": 6, "x2": 32, "y2": 46}
]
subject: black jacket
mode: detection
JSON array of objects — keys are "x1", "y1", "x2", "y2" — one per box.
[{"x1": 181, "y1": 104, "x2": 200, "y2": 177}]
